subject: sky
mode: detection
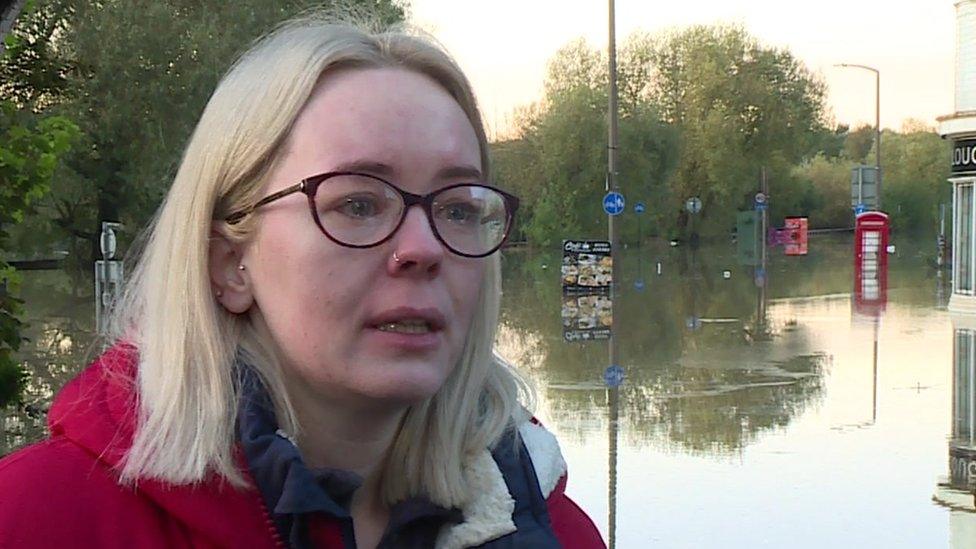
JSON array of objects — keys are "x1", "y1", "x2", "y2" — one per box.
[{"x1": 409, "y1": 0, "x2": 957, "y2": 140}]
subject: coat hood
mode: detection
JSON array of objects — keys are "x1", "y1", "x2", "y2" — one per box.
[{"x1": 47, "y1": 344, "x2": 280, "y2": 546}]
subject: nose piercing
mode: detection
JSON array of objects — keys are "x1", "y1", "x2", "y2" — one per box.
[
  {"x1": 238, "y1": 264, "x2": 246, "y2": 271},
  {"x1": 393, "y1": 251, "x2": 402, "y2": 263}
]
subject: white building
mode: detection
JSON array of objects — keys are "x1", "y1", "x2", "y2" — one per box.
[{"x1": 941, "y1": 0, "x2": 976, "y2": 313}]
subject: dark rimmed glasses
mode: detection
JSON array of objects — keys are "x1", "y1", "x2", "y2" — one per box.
[{"x1": 225, "y1": 171, "x2": 520, "y2": 258}]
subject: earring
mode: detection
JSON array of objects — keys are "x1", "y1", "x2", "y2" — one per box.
[
  {"x1": 216, "y1": 289, "x2": 224, "y2": 298},
  {"x1": 238, "y1": 264, "x2": 246, "y2": 271}
]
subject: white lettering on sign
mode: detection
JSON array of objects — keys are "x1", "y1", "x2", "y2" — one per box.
[{"x1": 952, "y1": 140, "x2": 976, "y2": 172}]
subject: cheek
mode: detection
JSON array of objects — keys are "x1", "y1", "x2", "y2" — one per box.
[{"x1": 451, "y1": 260, "x2": 488, "y2": 327}]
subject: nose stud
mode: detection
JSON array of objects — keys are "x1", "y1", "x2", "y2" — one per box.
[{"x1": 393, "y1": 251, "x2": 402, "y2": 263}]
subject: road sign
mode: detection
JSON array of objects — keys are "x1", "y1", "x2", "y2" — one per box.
[
  {"x1": 604, "y1": 365, "x2": 625, "y2": 387},
  {"x1": 854, "y1": 203, "x2": 868, "y2": 215},
  {"x1": 754, "y1": 192, "x2": 768, "y2": 211},
  {"x1": 603, "y1": 192, "x2": 625, "y2": 216},
  {"x1": 685, "y1": 196, "x2": 702, "y2": 214},
  {"x1": 634, "y1": 201, "x2": 646, "y2": 214}
]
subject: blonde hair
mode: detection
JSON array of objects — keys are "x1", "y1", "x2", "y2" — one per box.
[{"x1": 110, "y1": 16, "x2": 528, "y2": 507}]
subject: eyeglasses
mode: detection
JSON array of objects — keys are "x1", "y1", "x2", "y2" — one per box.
[{"x1": 225, "y1": 171, "x2": 519, "y2": 258}]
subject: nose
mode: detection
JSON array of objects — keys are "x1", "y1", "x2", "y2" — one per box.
[{"x1": 388, "y1": 206, "x2": 444, "y2": 277}]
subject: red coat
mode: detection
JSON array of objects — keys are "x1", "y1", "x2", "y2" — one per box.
[{"x1": 0, "y1": 345, "x2": 605, "y2": 548}]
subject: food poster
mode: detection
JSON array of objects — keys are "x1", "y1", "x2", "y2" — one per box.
[
  {"x1": 561, "y1": 240, "x2": 613, "y2": 342},
  {"x1": 561, "y1": 293, "x2": 612, "y2": 342},
  {"x1": 561, "y1": 240, "x2": 612, "y2": 294}
]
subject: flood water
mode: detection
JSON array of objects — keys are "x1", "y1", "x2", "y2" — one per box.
[{"x1": 6, "y1": 234, "x2": 976, "y2": 547}]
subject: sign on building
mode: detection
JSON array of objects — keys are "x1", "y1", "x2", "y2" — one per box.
[{"x1": 952, "y1": 138, "x2": 976, "y2": 175}]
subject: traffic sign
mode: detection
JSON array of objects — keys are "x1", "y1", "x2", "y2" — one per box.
[
  {"x1": 685, "y1": 196, "x2": 702, "y2": 214},
  {"x1": 754, "y1": 192, "x2": 768, "y2": 212},
  {"x1": 604, "y1": 365, "x2": 625, "y2": 387},
  {"x1": 634, "y1": 201, "x2": 646, "y2": 214},
  {"x1": 854, "y1": 203, "x2": 867, "y2": 215},
  {"x1": 603, "y1": 192, "x2": 625, "y2": 216}
]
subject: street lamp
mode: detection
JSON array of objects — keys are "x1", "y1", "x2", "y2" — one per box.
[{"x1": 834, "y1": 63, "x2": 881, "y2": 208}]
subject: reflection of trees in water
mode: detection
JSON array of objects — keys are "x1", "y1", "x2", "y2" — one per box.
[
  {"x1": 499, "y1": 242, "x2": 833, "y2": 454},
  {"x1": 624, "y1": 354, "x2": 826, "y2": 455},
  {"x1": 2, "y1": 271, "x2": 95, "y2": 457}
]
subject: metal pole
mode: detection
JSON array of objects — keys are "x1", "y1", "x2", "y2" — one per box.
[
  {"x1": 607, "y1": 0, "x2": 620, "y2": 369},
  {"x1": 761, "y1": 167, "x2": 768, "y2": 270},
  {"x1": 606, "y1": 9, "x2": 621, "y2": 542},
  {"x1": 607, "y1": 386, "x2": 619, "y2": 549},
  {"x1": 834, "y1": 63, "x2": 881, "y2": 208},
  {"x1": 875, "y1": 70, "x2": 881, "y2": 209}
]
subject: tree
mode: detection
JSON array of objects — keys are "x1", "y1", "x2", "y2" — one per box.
[
  {"x1": 493, "y1": 40, "x2": 678, "y2": 248},
  {"x1": 1, "y1": 0, "x2": 407, "y2": 264},
  {"x1": 0, "y1": 99, "x2": 79, "y2": 406},
  {"x1": 878, "y1": 127, "x2": 950, "y2": 232},
  {"x1": 623, "y1": 25, "x2": 828, "y2": 237}
]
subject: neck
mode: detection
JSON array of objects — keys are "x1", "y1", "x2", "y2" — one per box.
[{"x1": 282, "y1": 379, "x2": 408, "y2": 503}]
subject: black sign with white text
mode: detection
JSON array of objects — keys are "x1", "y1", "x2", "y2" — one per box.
[{"x1": 952, "y1": 138, "x2": 976, "y2": 175}]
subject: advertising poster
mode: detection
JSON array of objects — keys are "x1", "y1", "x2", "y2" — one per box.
[{"x1": 561, "y1": 240, "x2": 612, "y2": 342}]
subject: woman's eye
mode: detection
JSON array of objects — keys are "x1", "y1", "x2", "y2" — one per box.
[
  {"x1": 440, "y1": 203, "x2": 479, "y2": 223},
  {"x1": 338, "y1": 196, "x2": 380, "y2": 218}
]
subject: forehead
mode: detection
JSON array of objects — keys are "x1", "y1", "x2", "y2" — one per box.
[{"x1": 281, "y1": 67, "x2": 482, "y2": 179}]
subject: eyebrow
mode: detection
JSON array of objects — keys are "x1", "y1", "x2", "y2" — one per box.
[{"x1": 330, "y1": 159, "x2": 484, "y2": 181}]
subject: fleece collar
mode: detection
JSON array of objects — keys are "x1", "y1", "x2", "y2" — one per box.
[{"x1": 435, "y1": 421, "x2": 567, "y2": 549}]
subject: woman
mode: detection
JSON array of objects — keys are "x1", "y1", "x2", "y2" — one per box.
[{"x1": 0, "y1": 16, "x2": 604, "y2": 549}]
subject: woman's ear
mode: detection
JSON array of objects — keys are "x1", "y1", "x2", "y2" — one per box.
[{"x1": 209, "y1": 229, "x2": 254, "y2": 314}]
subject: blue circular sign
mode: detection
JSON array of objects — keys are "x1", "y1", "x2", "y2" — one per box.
[
  {"x1": 634, "y1": 201, "x2": 646, "y2": 214},
  {"x1": 603, "y1": 192, "x2": 625, "y2": 216},
  {"x1": 604, "y1": 365, "x2": 625, "y2": 387},
  {"x1": 854, "y1": 203, "x2": 867, "y2": 215}
]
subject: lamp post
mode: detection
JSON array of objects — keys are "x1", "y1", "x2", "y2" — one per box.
[{"x1": 835, "y1": 63, "x2": 881, "y2": 208}]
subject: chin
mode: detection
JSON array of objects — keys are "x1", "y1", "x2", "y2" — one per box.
[{"x1": 357, "y1": 362, "x2": 451, "y2": 405}]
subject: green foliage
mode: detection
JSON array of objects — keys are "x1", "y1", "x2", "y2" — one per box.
[
  {"x1": 0, "y1": 99, "x2": 80, "y2": 407},
  {"x1": 631, "y1": 25, "x2": 827, "y2": 237},
  {"x1": 497, "y1": 25, "x2": 828, "y2": 246},
  {"x1": 877, "y1": 126, "x2": 951, "y2": 232},
  {"x1": 789, "y1": 154, "x2": 852, "y2": 229},
  {"x1": 492, "y1": 41, "x2": 679, "y2": 248},
  {"x1": 1, "y1": 0, "x2": 407, "y2": 263}
]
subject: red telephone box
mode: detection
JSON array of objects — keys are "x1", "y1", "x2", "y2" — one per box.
[
  {"x1": 854, "y1": 212, "x2": 889, "y2": 315},
  {"x1": 784, "y1": 217, "x2": 808, "y2": 256}
]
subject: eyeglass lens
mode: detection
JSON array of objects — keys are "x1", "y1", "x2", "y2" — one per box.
[{"x1": 313, "y1": 174, "x2": 509, "y2": 256}]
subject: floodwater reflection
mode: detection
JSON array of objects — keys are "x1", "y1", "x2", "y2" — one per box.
[{"x1": 498, "y1": 234, "x2": 973, "y2": 547}]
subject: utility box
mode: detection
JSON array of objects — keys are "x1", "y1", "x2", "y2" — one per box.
[
  {"x1": 736, "y1": 210, "x2": 761, "y2": 266},
  {"x1": 851, "y1": 165, "x2": 880, "y2": 210},
  {"x1": 783, "y1": 217, "x2": 808, "y2": 256},
  {"x1": 854, "y1": 211, "x2": 889, "y2": 315}
]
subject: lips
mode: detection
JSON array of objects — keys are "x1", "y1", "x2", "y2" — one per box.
[{"x1": 367, "y1": 307, "x2": 446, "y2": 335}]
